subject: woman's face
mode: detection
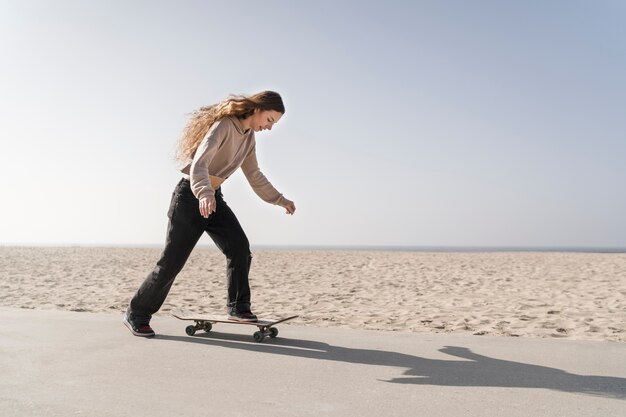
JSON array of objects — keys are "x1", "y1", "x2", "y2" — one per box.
[{"x1": 249, "y1": 110, "x2": 283, "y2": 132}]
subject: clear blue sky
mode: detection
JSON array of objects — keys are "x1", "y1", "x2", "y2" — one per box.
[{"x1": 1, "y1": 1, "x2": 625, "y2": 248}]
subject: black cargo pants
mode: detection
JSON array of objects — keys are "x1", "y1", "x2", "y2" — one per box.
[{"x1": 129, "y1": 178, "x2": 252, "y2": 321}]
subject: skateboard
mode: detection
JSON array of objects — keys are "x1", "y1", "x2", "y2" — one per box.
[{"x1": 172, "y1": 313, "x2": 299, "y2": 343}]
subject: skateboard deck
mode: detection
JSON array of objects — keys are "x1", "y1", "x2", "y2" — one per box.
[{"x1": 172, "y1": 313, "x2": 298, "y2": 343}]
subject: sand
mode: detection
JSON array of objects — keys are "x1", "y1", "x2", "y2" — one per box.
[{"x1": 0, "y1": 246, "x2": 625, "y2": 342}]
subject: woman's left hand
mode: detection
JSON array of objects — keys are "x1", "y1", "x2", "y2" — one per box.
[{"x1": 199, "y1": 195, "x2": 216, "y2": 218}]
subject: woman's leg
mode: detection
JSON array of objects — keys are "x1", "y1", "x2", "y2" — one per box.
[
  {"x1": 129, "y1": 179, "x2": 204, "y2": 319},
  {"x1": 204, "y1": 189, "x2": 253, "y2": 313}
]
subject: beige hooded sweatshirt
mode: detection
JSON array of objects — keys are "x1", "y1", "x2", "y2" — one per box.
[{"x1": 180, "y1": 116, "x2": 287, "y2": 206}]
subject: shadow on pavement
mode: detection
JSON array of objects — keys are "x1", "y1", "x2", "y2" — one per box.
[{"x1": 156, "y1": 332, "x2": 626, "y2": 399}]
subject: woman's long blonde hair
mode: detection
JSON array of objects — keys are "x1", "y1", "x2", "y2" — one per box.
[{"x1": 176, "y1": 91, "x2": 285, "y2": 162}]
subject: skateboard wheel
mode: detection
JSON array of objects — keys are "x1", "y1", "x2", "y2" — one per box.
[
  {"x1": 253, "y1": 331, "x2": 265, "y2": 343},
  {"x1": 203, "y1": 323, "x2": 213, "y2": 332},
  {"x1": 185, "y1": 325, "x2": 196, "y2": 336},
  {"x1": 269, "y1": 327, "x2": 278, "y2": 338}
]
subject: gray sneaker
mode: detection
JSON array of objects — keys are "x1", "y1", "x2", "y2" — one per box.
[
  {"x1": 123, "y1": 312, "x2": 155, "y2": 337},
  {"x1": 227, "y1": 308, "x2": 258, "y2": 323}
]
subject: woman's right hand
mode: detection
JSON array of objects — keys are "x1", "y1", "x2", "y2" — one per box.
[
  {"x1": 282, "y1": 199, "x2": 296, "y2": 215},
  {"x1": 199, "y1": 195, "x2": 217, "y2": 218}
]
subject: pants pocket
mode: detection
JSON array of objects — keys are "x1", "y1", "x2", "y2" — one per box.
[{"x1": 167, "y1": 192, "x2": 178, "y2": 218}]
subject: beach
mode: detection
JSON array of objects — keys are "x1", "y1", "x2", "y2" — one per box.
[
  {"x1": 2, "y1": 246, "x2": 626, "y2": 416},
  {"x1": 1, "y1": 246, "x2": 625, "y2": 342}
]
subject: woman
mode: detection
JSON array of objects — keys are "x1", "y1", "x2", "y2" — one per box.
[{"x1": 124, "y1": 91, "x2": 296, "y2": 337}]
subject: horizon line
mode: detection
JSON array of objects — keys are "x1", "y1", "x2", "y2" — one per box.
[{"x1": 1, "y1": 243, "x2": 625, "y2": 253}]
